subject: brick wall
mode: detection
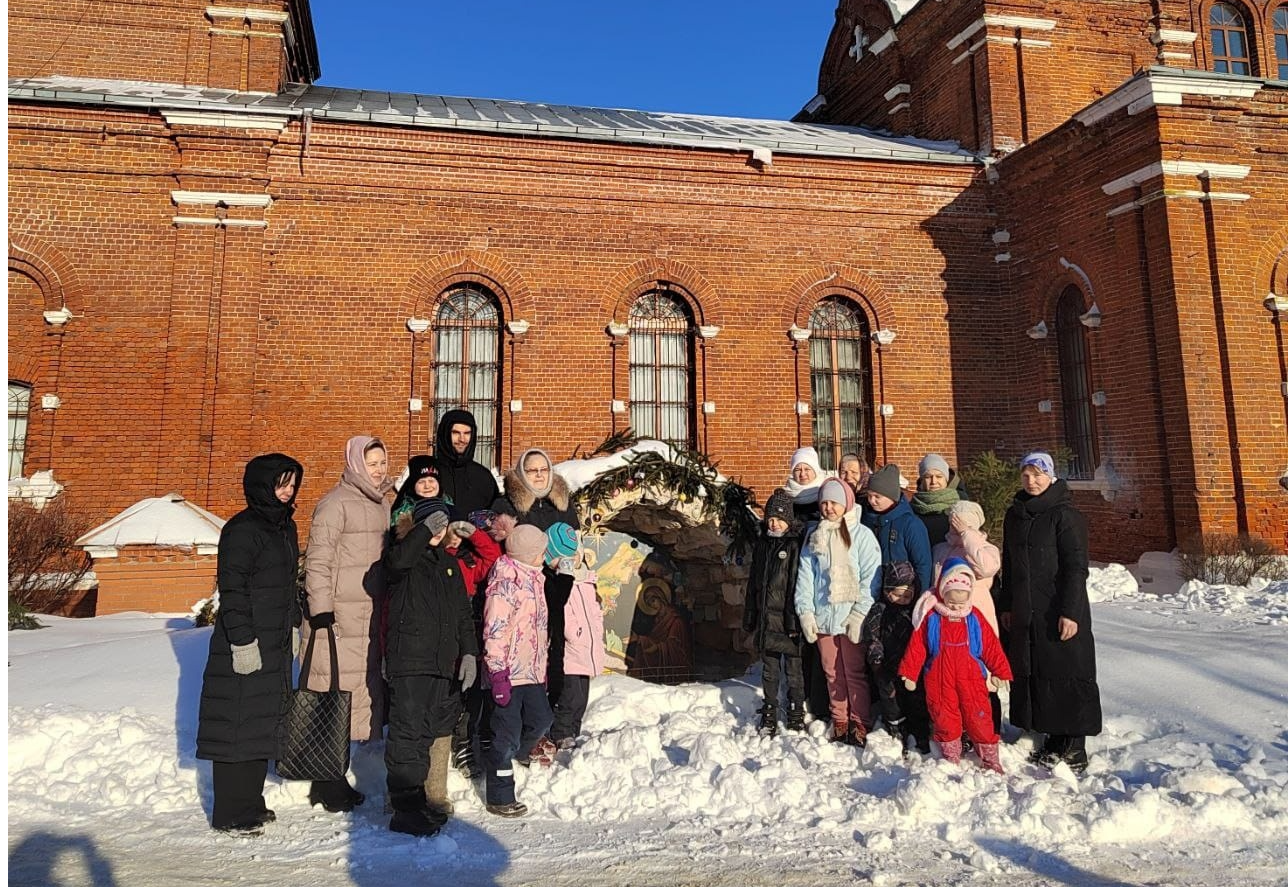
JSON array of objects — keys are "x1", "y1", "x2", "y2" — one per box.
[
  {"x1": 92, "y1": 547, "x2": 217, "y2": 615},
  {"x1": 8, "y1": 0, "x2": 308, "y2": 92}
]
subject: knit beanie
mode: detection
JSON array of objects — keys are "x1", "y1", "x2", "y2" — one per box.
[
  {"x1": 1020, "y1": 451, "x2": 1056, "y2": 478},
  {"x1": 866, "y1": 464, "x2": 903, "y2": 502},
  {"x1": 883, "y1": 560, "x2": 917, "y2": 591},
  {"x1": 818, "y1": 477, "x2": 855, "y2": 513},
  {"x1": 789, "y1": 446, "x2": 823, "y2": 476},
  {"x1": 506, "y1": 524, "x2": 547, "y2": 567},
  {"x1": 546, "y1": 522, "x2": 579, "y2": 562},
  {"x1": 406, "y1": 454, "x2": 439, "y2": 485},
  {"x1": 918, "y1": 453, "x2": 950, "y2": 479},
  {"x1": 763, "y1": 488, "x2": 794, "y2": 523},
  {"x1": 412, "y1": 496, "x2": 453, "y2": 525},
  {"x1": 938, "y1": 557, "x2": 975, "y2": 597},
  {"x1": 948, "y1": 500, "x2": 986, "y2": 531}
]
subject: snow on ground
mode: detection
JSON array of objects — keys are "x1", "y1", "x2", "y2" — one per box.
[{"x1": 8, "y1": 570, "x2": 1288, "y2": 887}]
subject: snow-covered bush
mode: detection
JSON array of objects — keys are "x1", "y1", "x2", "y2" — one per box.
[{"x1": 1176, "y1": 533, "x2": 1287, "y2": 587}]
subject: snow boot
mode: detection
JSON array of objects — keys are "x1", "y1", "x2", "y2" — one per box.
[
  {"x1": 452, "y1": 742, "x2": 483, "y2": 779},
  {"x1": 976, "y1": 742, "x2": 1004, "y2": 774},
  {"x1": 214, "y1": 819, "x2": 263, "y2": 837},
  {"x1": 486, "y1": 801, "x2": 528, "y2": 818},
  {"x1": 882, "y1": 716, "x2": 906, "y2": 741},
  {"x1": 784, "y1": 702, "x2": 807, "y2": 733},
  {"x1": 940, "y1": 737, "x2": 963, "y2": 763},
  {"x1": 848, "y1": 720, "x2": 868, "y2": 749},
  {"x1": 1061, "y1": 737, "x2": 1089, "y2": 774},
  {"x1": 388, "y1": 787, "x2": 446, "y2": 838},
  {"x1": 757, "y1": 703, "x2": 779, "y2": 738},
  {"x1": 425, "y1": 735, "x2": 454, "y2": 817},
  {"x1": 518, "y1": 737, "x2": 556, "y2": 768},
  {"x1": 829, "y1": 719, "x2": 850, "y2": 743},
  {"x1": 309, "y1": 778, "x2": 364, "y2": 813}
]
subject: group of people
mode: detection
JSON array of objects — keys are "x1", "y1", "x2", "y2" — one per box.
[
  {"x1": 745, "y1": 446, "x2": 1102, "y2": 775},
  {"x1": 195, "y1": 411, "x2": 605, "y2": 837},
  {"x1": 193, "y1": 420, "x2": 1102, "y2": 839}
]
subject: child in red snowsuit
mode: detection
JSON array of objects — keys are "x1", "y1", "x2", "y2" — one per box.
[{"x1": 898, "y1": 557, "x2": 1013, "y2": 773}]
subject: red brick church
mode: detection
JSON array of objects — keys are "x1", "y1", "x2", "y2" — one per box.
[{"x1": 8, "y1": 0, "x2": 1287, "y2": 563}]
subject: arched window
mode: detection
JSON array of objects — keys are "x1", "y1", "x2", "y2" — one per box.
[
  {"x1": 808, "y1": 296, "x2": 874, "y2": 470},
  {"x1": 1055, "y1": 287, "x2": 1099, "y2": 480},
  {"x1": 1210, "y1": 3, "x2": 1253, "y2": 75},
  {"x1": 8, "y1": 381, "x2": 32, "y2": 479},
  {"x1": 432, "y1": 284, "x2": 502, "y2": 469},
  {"x1": 628, "y1": 287, "x2": 695, "y2": 451},
  {"x1": 1274, "y1": 5, "x2": 1288, "y2": 80}
]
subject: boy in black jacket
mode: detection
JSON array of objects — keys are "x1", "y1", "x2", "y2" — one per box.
[
  {"x1": 861, "y1": 560, "x2": 930, "y2": 755},
  {"x1": 381, "y1": 497, "x2": 479, "y2": 837},
  {"x1": 743, "y1": 489, "x2": 807, "y2": 738}
]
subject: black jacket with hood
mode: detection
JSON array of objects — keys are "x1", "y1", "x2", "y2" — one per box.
[
  {"x1": 434, "y1": 410, "x2": 502, "y2": 519},
  {"x1": 743, "y1": 520, "x2": 805, "y2": 656},
  {"x1": 197, "y1": 453, "x2": 303, "y2": 763}
]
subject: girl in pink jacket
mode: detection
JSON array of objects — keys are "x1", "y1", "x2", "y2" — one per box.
[
  {"x1": 481, "y1": 524, "x2": 552, "y2": 818},
  {"x1": 546, "y1": 523, "x2": 605, "y2": 751}
]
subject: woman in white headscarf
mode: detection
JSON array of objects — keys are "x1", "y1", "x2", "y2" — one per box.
[{"x1": 783, "y1": 446, "x2": 835, "y2": 525}]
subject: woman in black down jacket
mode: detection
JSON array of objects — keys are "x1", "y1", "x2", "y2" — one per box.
[
  {"x1": 999, "y1": 452, "x2": 1102, "y2": 773},
  {"x1": 196, "y1": 453, "x2": 304, "y2": 834}
]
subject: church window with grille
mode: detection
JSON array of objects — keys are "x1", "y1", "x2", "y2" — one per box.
[
  {"x1": 1055, "y1": 287, "x2": 1099, "y2": 480},
  {"x1": 628, "y1": 288, "x2": 696, "y2": 451},
  {"x1": 8, "y1": 382, "x2": 31, "y2": 480},
  {"x1": 808, "y1": 297, "x2": 874, "y2": 471},
  {"x1": 432, "y1": 284, "x2": 502, "y2": 469}
]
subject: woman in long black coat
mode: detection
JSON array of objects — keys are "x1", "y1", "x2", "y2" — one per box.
[
  {"x1": 196, "y1": 453, "x2": 304, "y2": 833},
  {"x1": 998, "y1": 452, "x2": 1102, "y2": 773}
]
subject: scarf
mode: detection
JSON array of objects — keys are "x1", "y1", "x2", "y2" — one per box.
[
  {"x1": 911, "y1": 486, "x2": 960, "y2": 515},
  {"x1": 809, "y1": 513, "x2": 861, "y2": 604}
]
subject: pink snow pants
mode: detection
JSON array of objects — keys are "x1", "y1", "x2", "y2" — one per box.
[{"x1": 816, "y1": 634, "x2": 871, "y2": 727}]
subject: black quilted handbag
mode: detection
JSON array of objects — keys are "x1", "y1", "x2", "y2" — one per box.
[{"x1": 276, "y1": 626, "x2": 351, "y2": 781}]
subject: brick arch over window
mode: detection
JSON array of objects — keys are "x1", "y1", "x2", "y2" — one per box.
[
  {"x1": 1252, "y1": 226, "x2": 1288, "y2": 299},
  {"x1": 402, "y1": 249, "x2": 534, "y2": 324},
  {"x1": 9, "y1": 235, "x2": 86, "y2": 317},
  {"x1": 782, "y1": 264, "x2": 895, "y2": 332},
  {"x1": 601, "y1": 259, "x2": 722, "y2": 328}
]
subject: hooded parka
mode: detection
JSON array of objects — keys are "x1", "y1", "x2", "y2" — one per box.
[
  {"x1": 434, "y1": 410, "x2": 501, "y2": 519},
  {"x1": 743, "y1": 520, "x2": 805, "y2": 655},
  {"x1": 197, "y1": 453, "x2": 303, "y2": 763},
  {"x1": 999, "y1": 479, "x2": 1102, "y2": 736},
  {"x1": 301, "y1": 436, "x2": 391, "y2": 741}
]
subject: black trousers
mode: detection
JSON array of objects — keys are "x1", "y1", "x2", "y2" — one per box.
[
  {"x1": 873, "y1": 672, "x2": 930, "y2": 746},
  {"x1": 802, "y1": 641, "x2": 831, "y2": 720},
  {"x1": 761, "y1": 651, "x2": 805, "y2": 707},
  {"x1": 211, "y1": 759, "x2": 268, "y2": 829},
  {"x1": 385, "y1": 674, "x2": 458, "y2": 794},
  {"x1": 550, "y1": 674, "x2": 590, "y2": 742}
]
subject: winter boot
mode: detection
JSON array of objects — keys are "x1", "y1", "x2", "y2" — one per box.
[
  {"x1": 976, "y1": 742, "x2": 1004, "y2": 774},
  {"x1": 830, "y1": 719, "x2": 850, "y2": 743},
  {"x1": 848, "y1": 721, "x2": 868, "y2": 749},
  {"x1": 940, "y1": 737, "x2": 963, "y2": 763},
  {"x1": 309, "y1": 778, "x2": 364, "y2": 813},
  {"x1": 425, "y1": 735, "x2": 454, "y2": 817},
  {"x1": 388, "y1": 787, "x2": 446, "y2": 838},
  {"x1": 882, "y1": 716, "x2": 906, "y2": 741},
  {"x1": 485, "y1": 801, "x2": 528, "y2": 818},
  {"x1": 784, "y1": 702, "x2": 807, "y2": 733},
  {"x1": 1031, "y1": 734, "x2": 1072, "y2": 770},
  {"x1": 1061, "y1": 736, "x2": 1089, "y2": 774},
  {"x1": 452, "y1": 742, "x2": 482, "y2": 780},
  {"x1": 756, "y1": 703, "x2": 779, "y2": 738}
]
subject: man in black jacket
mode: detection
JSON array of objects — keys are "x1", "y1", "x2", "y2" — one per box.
[{"x1": 434, "y1": 409, "x2": 501, "y2": 518}]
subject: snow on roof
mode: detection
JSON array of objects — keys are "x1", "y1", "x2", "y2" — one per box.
[
  {"x1": 554, "y1": 439, "x2": 734, "y2": 495},
  {"x1": 75, "y1": 492, "x2": 226, "y2": 550},
  {"x1": 7, "y1": 75, "x2": 977, "y2": 165}
]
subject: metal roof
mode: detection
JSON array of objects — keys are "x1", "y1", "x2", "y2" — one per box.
[{"x1": 8, "y1": 75, "x2": 977, "y2": 165}]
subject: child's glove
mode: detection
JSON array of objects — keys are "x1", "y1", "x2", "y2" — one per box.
[
  {"x1": 488, "y1": 513, "x2": 516, "y2": 542},
  {"x1": 457, "y1": 654, "x2": 477, "y2": 690},
  {"x1": 449, "y1": 520, "x2": 477, "y2": 539},
  {"x1": 489, "y1": 668, "x2": 512, "y2": 707},
  {"x1": 843, "y1": 613, "x2": 864, "y2": 645},
  {"x1": 798, "y1": 612, "x2": 819, "y2": 644},
  {"x1": 230, "y1": 641, "x2": 262, "y2": 675},
  {"x1": 987, "y1": 674, "x2": 1009, "y2": 693},
  {"x1": 901, "y1": 677, "x2": 917, "y2": 692},
  {"x1": 554, "y1": 556, "x2": 576, "y2": 577}
]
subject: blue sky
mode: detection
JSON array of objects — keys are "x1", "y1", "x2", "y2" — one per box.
[{"x1": 309, "y1": 1, "x2": 839, "y2": 120}]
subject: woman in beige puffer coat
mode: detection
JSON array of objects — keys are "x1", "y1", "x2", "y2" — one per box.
[{"x1": 302, "y1": 434, "x2": 392, "y2": 812}]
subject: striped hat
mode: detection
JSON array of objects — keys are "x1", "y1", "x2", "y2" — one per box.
[{"x1": 545, "y1": 522, "x2": 579, "y2": 563}]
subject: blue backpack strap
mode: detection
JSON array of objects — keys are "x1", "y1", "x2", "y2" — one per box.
[
  {"x1": 966, "y1": 612, "x2": 988, "y2": 678},
  {"x1": 924, "y1": 612, "x2": 940, "y2": 674}
]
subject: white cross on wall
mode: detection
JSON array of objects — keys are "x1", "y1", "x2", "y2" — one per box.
[{"x1": 848, "y1": 25, "x2": 868, "y2": 62}]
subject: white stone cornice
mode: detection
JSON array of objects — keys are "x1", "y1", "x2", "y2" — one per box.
[
  {"x1": 172, "y1": 191, "x2": 274, "y2": 207},
  {"x1": 947, "y1": 19, "x2": 985, "y2": 50},
  {"x1": 883, "y1": 83, "x2": 910, "y2": 101},
  {"x1": 1075, "y1": 69, "x2": 1263, "y2": 127},
  {"x1": 206, "y1": 6, "x2": 289, "y2": 23},
  {"x1": 983, "y1": 14, "x2": 1057, "y2": 31},
  {"x1": 209, "y1": 27, "x2": 284, "y2": 39},
  {"x1": 1151, "y1": 29, "x2": 1198, "y2": 45},
  {"x1": 803, "y1": 94, "x2": 827, "y2": 114},
  {"x1": 870, "y1": 29, "x2": 898, "y2": 55},
  {"x1": 1101, "y1": 160, "x2": 1250, "y2": 195},
  {"x1": 887, "y1": 102, "x2": 911, "y2": 114},
  {"x1": 161, "y1": 109, "x2": 286, "y2": 129},
  {"x1": 173, "y1": 216, "x2": 270, "y2": 228}
]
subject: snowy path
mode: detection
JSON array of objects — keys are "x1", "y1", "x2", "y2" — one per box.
[{"x1": 9, "y1": 582, "x2": 1288, "y2": 886}]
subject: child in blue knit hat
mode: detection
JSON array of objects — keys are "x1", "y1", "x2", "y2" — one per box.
[{"x1": 543, "y1": 523, "x2": 605, "y2": 753}]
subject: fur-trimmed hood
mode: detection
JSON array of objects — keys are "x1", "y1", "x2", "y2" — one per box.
[{"x1": 502, "y1": 467, "x2": 571, "y2": 515}]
